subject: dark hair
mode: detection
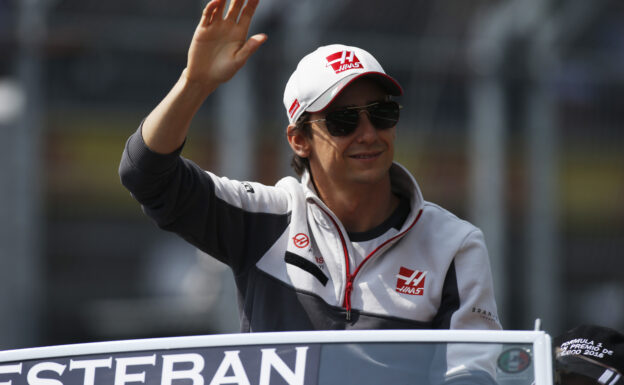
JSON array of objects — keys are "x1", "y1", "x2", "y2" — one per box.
[{"x1": 290, "y1": 112, "x2": 311, "y2": 176}]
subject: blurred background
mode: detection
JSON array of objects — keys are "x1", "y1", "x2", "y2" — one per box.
[{"x1": 1, "y1": 0, "x2": 623, "y2": 350}]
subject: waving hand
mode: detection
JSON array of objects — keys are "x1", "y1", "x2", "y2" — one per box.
[
  {"x1": 186, "y1": 0, "x2": 267, "y2": 89},
  {"x1": 141, "y1": 0, "x2": 266, "y2": 154}
]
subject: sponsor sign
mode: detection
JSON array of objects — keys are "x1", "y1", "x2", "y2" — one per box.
[{"x1": 0, "y1": 344, "x2": 320, "y2": 385}]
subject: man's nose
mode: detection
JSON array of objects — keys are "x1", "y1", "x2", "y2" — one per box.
[{"x1": 355, "y1": 110, "x2": 377, "y2": 141}]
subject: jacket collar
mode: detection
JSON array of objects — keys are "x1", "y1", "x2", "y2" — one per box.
[{"x1": 300, "y1": 162, "x2": 425, "y2": 230}]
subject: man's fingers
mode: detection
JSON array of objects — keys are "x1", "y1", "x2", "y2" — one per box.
[
  {"x1": 201, "y1": 0, "x2": 258, "y2": 28},
  {"x1": 236, "y1": 33, "x2": 267, "y2": 62},
  {"x1": 238, "y1": 0, "x2": 259, "y2": 29},
  {"x1": 225, "y1": 0, "x2": 245, "y2": 22},
  {"x1": 200, "y1": 0, "x2": 223, "y2": 27}
]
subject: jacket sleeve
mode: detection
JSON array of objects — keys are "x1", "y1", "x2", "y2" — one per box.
[
  {"x1": 118, "y1": 124, "x2": 291, "y2": 273},
  {"x1": 450, "y1": 229, "x2": 502, "y2": 331},
  {"x1": 440, "y1": 229, "x2": 502, "y2": 380}
]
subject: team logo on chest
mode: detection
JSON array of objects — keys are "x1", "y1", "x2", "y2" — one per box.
[
  {"x1": 293, "y1": 233, "x2": 310, "y2": 248},
  {"x1": 396, "y1": 267, "x2": 427, "y2": 296}
]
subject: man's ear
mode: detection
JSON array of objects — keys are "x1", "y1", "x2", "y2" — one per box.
[{"x1": 286, "y1": 124, "x2": 310, "y2": 158}]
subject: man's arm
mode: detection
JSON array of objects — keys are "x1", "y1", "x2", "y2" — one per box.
[
  {"x1": 119, "y1": 0, "x2": 271, "y2": 264},
  {"x1": 143, "y1": 0, "x2": 267, "y2": 154},
  {"x1": 440, "y1": 229, "x2": 502, "y2": 381}
]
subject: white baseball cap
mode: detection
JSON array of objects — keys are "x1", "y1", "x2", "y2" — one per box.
[{"x1": 283, "y1": 44, "x2": 403, "y2": 124}]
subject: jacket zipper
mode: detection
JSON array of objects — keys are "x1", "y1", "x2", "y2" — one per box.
[
  {"x1": 314, "y1": 202, "x2": 423, "y2": 321},
  {"x1": 346, "y1": 209, "x2": 423, "y2": 320}
]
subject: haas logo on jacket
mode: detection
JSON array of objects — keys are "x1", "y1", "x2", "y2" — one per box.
[
  {"x1": 293, "y1": 233, "x2": 310, "y2": 248},
  {"x1": 396, "y1": 267, "x2": 427, "y2": 295}
]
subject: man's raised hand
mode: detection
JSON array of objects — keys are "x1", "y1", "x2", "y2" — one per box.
[
  {"x1": 185, "y1": 0, "x2": 267, "y2": 91},
  {"x1": 140, "y1": 0, "x2": 266, "y2": 154}
]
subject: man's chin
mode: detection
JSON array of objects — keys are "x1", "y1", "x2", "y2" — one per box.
[{"x1": 348, "y1": 167, "x2": 391, "y2": 185}]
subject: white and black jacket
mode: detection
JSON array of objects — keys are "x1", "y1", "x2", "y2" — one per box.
[{"x1": 119, "y1": 126, "x2": 502, "y2": 334}]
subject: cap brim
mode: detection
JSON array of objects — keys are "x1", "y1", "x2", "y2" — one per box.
[{"x1": 307, "y1": 72, "x2": 403, "y2": 113}]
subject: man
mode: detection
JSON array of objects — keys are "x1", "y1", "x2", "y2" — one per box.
[
  {"x1": 119, "y1": 0, "x2": 501, "y2": 333},
  {"x1": 554, "y1": 325, "x2": 624, "y2": 385}
]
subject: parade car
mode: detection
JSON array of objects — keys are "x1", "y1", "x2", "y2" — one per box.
[{"x1": 0, "y1": 329, "x2": 553, "y2": 385}]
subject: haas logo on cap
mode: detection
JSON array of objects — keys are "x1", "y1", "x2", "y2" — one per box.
[{"x1": 326, "y1": 50, "x2": 363, "y2": 73}]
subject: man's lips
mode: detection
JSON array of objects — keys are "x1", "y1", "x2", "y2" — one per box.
[{"x1": 349, "y1": 151, "x2": 382, "y2": 159}]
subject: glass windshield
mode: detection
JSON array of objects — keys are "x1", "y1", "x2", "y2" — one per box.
[
  {"x1": 0, "y1": 339, "x2": 540, "y2": 385},
  {"x1": 318, "y1": 342, "x2": 534, "y2": 385}
]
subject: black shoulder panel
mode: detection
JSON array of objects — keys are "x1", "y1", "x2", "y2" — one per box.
[
  {"x1": 284, "y1": 251, "x2": 328, "y2": 286},
  {"x1": 431, "y1": 260, "x2": 460, "y2": 329}
]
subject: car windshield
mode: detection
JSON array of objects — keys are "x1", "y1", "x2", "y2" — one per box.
[
  {"x1": 317, "y1": 342, "x2": 533, "y2": 385},
  {"x1": 0, "y1": 330, "x2": 550, "y2": 385}
]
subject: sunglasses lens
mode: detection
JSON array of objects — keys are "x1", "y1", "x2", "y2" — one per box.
[
  {"x1": 369, "y1": 101, "x2": 400, "y2": 129},
  {"x1": 325, "y1": 110, "x2": 359, "y2": 136},
  {"x1": 323, "y1": 101, "x2": 400, "y2": 136}
]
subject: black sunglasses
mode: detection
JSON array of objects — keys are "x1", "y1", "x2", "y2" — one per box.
[{"x1": 306, "y1": 101, "x2": 401, "y2": 137}]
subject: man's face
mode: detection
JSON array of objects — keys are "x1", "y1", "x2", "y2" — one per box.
[{"x1": 304, "y1": 78, "x2": 396, "y2": 192}]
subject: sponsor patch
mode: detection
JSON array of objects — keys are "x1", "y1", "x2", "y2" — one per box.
[
  {"x1": 289, "y1": 99, "x2": 301, "y2": 118},
  {"x1": 241, "y1": 182, "x2": 254, "y2": 193},
  {"x1": 395, "y1": 267, "x2": 426, "y2": 296},
  {"x1": 293, "y1": 233, "x2": 310, "y2": 248},
  {"x1": 472, "y1": 307, "x2": 498, "y2": 323},
  {"x1": 325, "y1": 50, "x2": 363, "y2": 74}
]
